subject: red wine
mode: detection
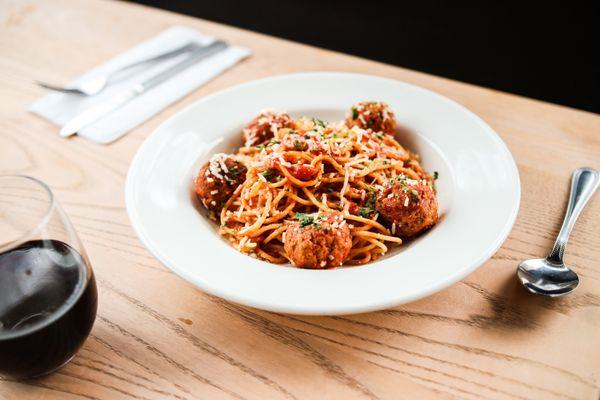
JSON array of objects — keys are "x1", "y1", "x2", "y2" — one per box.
[{"x1": 0, "y1": 240, "x2": 97, "y2": 379}]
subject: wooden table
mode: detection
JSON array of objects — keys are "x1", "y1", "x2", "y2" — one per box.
[{"x1": 1, "y1": 1, "x2": 599, "y2": 399}]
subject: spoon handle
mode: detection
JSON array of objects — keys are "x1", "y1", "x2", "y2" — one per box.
[{"x1": 547, "y1": 167, "x2": 600, "y2": 263}]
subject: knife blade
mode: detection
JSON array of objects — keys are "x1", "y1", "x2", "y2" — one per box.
[{"x1": 60, "y1": 40, "x2": 229, "y2": 138}]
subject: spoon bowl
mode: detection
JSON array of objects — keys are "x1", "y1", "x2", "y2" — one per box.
[{"x1": 517, "y1": 258, "x2": 579, "y2": 297}]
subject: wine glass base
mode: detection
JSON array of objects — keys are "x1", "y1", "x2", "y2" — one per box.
[{"x1": 29, "y1": 355, "x2": 76, "y2": 379}]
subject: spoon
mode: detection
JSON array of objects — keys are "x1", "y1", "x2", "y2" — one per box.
[{"x1": 517, "y1": 167, "x2": 599, "y2": 297}]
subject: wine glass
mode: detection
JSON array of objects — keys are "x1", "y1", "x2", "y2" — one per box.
[{"x1": 0, "y1": 175, "x2": 98, "y2": 379}]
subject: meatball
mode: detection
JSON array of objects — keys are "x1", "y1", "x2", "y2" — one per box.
[
  {"x1": 195, "y1": 154, "x2": 247, "y2": 216},
  {"x1": 284, "y1": 213, "x2": 352, "y2": 269},
  {"x1": 377, "y1": 177, "x2": 438, "y2": 237},
  {"x1": 346, "y1": 101, "x2": 397, "y2": 135},
  {"x1": 242, "y1": 111, "x2": 294, "y2": 147}
]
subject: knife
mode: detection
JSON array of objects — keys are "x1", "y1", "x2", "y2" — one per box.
[{"x1": 60, "y1": 40, "x2": 229, "y2": 137}]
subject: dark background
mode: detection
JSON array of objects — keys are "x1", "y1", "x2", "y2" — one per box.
[{"x1": 130, "y1": 1, "x2": 598, "y2": 113}]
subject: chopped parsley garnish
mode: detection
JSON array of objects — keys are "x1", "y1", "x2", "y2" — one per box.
[
  {"x1": 390, "y1": 174, "x2": 407, "y2": 186},
  {"x1": 365, "y1": 192, "x2": 377, "y2": 208},
  {"x1": 351, "y1": 108, "x2": 358, "y2": 119},
  {"x1": 376, "y1": 132, "x2": 383, "y2": 139},
  {"x1": 398, "y1": 174, "x2": 408, "y2": 186},
  {"x1": 262, "y1": 170, "x2": 274, "y2": 181},
  {"x1": 289, "y1": 130, "x2": 298, "y2": 135},
  {"x1": 312, "y1": 118, "x2": 327, "y2": 128},
  {"x1": 224, "y1": 176, "x2": 235, "y2": 184},
  {"x1": 294, "y1": 140, "x2": 304, "y2": 150},
  {"x1": 267, "y1": 139, "x2": 280, "y2": 147},
  {"x1": 410, "y1": 189, "x2": 420, "y2": 202},
  {"x1": 257, "y1": 145, "x2": 265, "y2": 153},
  {"x1": 294, "y1": 212, "x2": 315, "y2": 227},
  {"x1": 358, "y1": 208, "x2": 376, "y2": 218},
  {"x1": 433, "y1": 171, "x2": 439, "y2": 180}
]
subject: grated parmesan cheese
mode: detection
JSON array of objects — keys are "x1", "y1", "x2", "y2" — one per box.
[{"x1": 207, "y1": 153, "x2": 231, "y2": 180}]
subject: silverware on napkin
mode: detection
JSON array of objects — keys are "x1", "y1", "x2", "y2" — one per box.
[
  {"x1": 37, "y1": 42, "x2": 201, "y2": 96},
  {"x1": 60, "y1": 40, "x2": 228, "y2": 138}
]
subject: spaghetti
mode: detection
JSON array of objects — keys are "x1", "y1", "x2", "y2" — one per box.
[{"x1": 194, "y1": 102, "x2": 438, "y2": 268}]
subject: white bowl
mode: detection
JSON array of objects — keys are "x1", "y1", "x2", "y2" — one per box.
[{"x1": 126, "y1": 72, "x2": 520, "y2": 315}]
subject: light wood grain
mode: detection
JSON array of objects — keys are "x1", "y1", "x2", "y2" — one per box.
[{"x1": 1, "y1": 0, "x2": 599, "y2": 399}]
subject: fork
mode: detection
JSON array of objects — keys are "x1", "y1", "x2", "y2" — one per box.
[{"x1": 37, "y1": 42, "x2": 201, "y2": 96}]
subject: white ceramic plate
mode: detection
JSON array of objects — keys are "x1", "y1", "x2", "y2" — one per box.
[{"x1": 126, "y1": 72, "x2": 520, "y2": 315}]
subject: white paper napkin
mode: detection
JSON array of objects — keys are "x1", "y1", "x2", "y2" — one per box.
[{"x1": 29, "y1": 26, "x2": 251, "y2": 144}]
